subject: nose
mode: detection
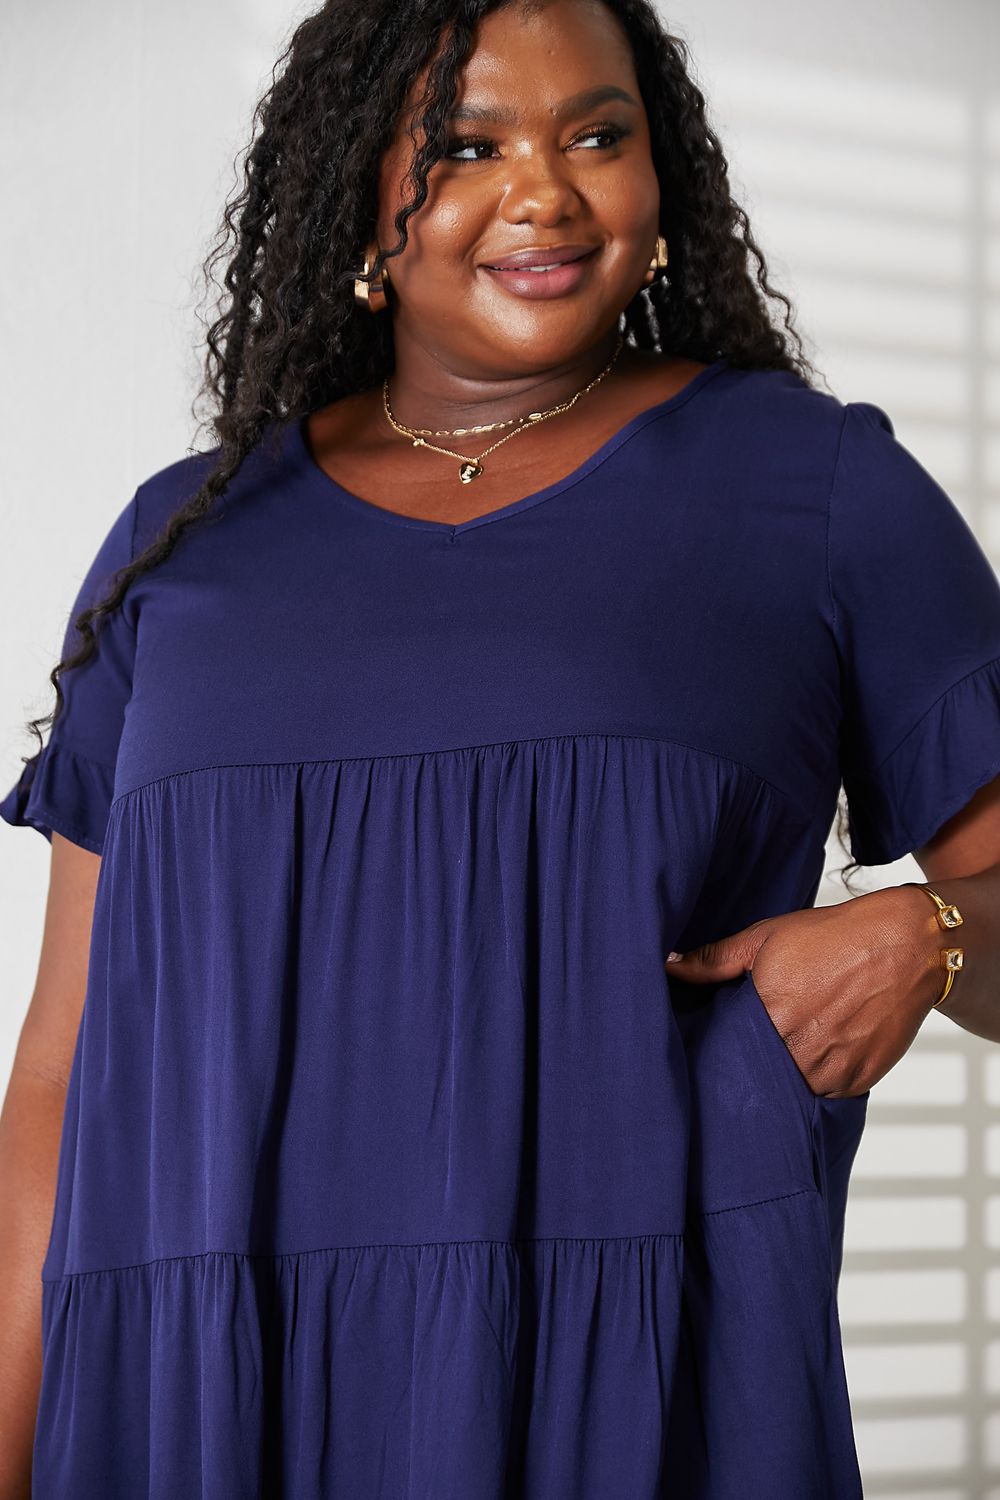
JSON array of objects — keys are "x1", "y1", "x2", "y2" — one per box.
[{"x1": 496, "y1": 147, "x2": 581, "y2": 226}]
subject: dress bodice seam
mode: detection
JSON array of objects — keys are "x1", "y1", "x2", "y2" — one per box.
[{"x1": 107, "y1": 729, "x2": 812, "y2": 823}]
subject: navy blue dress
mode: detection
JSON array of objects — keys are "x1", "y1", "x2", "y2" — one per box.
[{"x1": 5, "y1": 358, "x2": 1000, "y2": 1498}]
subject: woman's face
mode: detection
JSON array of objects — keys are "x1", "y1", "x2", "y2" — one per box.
[{"x1": 374, "y1": 0, "x2": 661, "y2": 380}]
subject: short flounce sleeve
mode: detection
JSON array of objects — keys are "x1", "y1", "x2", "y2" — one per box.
[
  {"x1": 0, "y1": 490, "x2": 140, "y2": 855},
  {"x1": 830, "y1": 401, "x2": 1000, "y2": 866}
]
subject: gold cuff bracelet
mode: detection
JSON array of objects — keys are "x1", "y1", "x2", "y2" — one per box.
[{"x1": 905, "y1": 882, "x2": 965, "y2": 1008}]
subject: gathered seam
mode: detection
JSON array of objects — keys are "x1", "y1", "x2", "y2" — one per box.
[
  {"x1": 106, "y1": 729, "x2": 810, "y2": 824},
  {"x1": 43, "y1": 1190, "x2": 826, "y2": 1284}
]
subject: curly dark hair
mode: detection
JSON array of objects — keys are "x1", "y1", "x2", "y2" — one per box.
[{"x1": 11, "y1": 0, "x2": 864, "y2": 890}]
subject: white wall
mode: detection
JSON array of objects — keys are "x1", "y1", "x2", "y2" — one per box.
[{"x1": 1, "y1": 1, "x2": 997, "y2": 1491}]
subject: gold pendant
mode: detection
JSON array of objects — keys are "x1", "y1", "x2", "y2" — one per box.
[{"x1": 459, "y1": 461, "x2": 483, "y2": 483}]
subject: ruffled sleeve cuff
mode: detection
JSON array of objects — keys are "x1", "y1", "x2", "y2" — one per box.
[
  {"x1": 845, "y1": 654, "x2": 1000, "y2": 866},
  {"x1": 0, "y1": 739, "x2": 116, "y2": 855}
]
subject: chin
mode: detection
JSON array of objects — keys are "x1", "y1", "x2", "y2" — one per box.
[{"x1": 477, "y1": 307, "x2": 613, "y2": 363}]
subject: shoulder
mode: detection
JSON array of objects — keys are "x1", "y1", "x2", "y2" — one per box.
[
  {"x1": 716, "y1": 360, "x2": 843, "y2": 430},
  {"x1": 130, "y1": 424, "x2": 290, "y2": 555},
  {"x1": 130, "y1": 446, "x2": 218, "y2": 554},
  {"x1": 688, "y1": 362, "x2": 867, "y2": 486},
  {"x1": 634, "y1": 362, "x2": 916, "y2": 525}
]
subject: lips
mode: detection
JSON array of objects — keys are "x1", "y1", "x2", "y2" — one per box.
[
  {"x1": 481, "y1": 244, "x2": 598, "y2": 271},
  {"x1": 479, "y1": 247, "x2": 599, "y2": 301}
]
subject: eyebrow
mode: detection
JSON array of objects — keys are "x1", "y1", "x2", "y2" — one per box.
[{"x1": 448, "y1": 84, "x2": 640, "y2": 127}]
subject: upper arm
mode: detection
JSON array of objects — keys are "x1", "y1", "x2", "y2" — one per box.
[
  {"x1": 2, "y1": 491, "x2": 142, "y2": 1084},
  {"x1": 0, "y1": 487, "x2": 139, "y2": 855},
  {"x1": 830, "y1": 401, "x2": 1000, "y2": 867},
  {"x1": 14, "y1": 832, "x2": 101, "y2": 1090},
  {"x1": 914, "y1": 769, "x2": 1000, "y2": 883}
]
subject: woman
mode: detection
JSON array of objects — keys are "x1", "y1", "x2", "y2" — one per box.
[{"x1": 3, "y1": 0, "x2": 1000, "y2": 1495}]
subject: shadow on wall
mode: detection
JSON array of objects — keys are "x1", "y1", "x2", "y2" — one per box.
[{"x1": 704, "y1": 29, "x2": 1000, "y2": 1494}]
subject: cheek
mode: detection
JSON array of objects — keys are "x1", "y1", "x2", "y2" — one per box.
[
  {"x1": 589, "y1": 163, "x2": 661, "y2": 238},
  {"x1": 420, "y1": 200, "x2": 477, "y2": 262},
  {"x1": 379, "y1": 181, "x2": 481, "y2": 278}
]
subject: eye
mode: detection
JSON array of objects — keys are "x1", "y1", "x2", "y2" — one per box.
[
  {"x1": 444, "y1": 136, "x2": 497, "y2": 162},
  {"x1": 443, "y1": 121, "x2": 631, "y2": 163},
  {"x1": 570, "y1": 122, "x2": 631, "y2": 150}
]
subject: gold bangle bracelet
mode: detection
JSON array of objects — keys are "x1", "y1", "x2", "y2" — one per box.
[{"x1": 904, "y1": 882, "x2": 965, "y2": 1008}]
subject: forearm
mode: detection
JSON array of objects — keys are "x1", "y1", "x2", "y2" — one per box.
[
  {"x1": 895, "y1": 861, "x2": 1000, "y2": 1044},
  {"x1": 0, "y1": 1061, "x2": 68, "y2": 1500}
]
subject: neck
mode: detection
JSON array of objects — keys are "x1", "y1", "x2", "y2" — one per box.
[{"x1": 384, "y1": 325, "x2": 625, "y2": 431}]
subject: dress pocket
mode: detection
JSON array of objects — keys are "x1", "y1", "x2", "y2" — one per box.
[
  {"x1": 670, "y1": 969, "x2": 823, "y2": 1213},
  {"x1": 743, "y1": 963, "x2": 819, "y2": 1105},
  {"x1": 740, "y1": 966, "x2": 870, "y2": 1286}
]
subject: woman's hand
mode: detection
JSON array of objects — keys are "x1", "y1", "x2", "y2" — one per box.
[{"x1": 664, "y1": 886, "x2": 947, "y2": 1098}]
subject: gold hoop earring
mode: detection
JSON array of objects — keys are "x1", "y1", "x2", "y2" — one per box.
[
  {"x1": 353, "y1": 244, "x2": 389, "y2": 313},
  {"x1": 642, "y1": 234, "x2": 669, "y2": 287}
]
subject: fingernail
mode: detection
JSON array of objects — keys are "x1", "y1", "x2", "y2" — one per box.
[{"x1": 666, "y1": 951, "x2": 684, "y2": 962}]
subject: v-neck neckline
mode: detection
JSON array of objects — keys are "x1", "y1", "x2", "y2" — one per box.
[{"x1": 291, "y1": 356, "x2": 730, "y2": 537}]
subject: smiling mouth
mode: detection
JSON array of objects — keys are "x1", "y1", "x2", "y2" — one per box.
[
  {"x1": 477, "y1": 246, "x2": 600, "y2": 301},
  {"x1": 483, "y1": 249, "x2": 594, "y2": 272},
  {"x1": 501, "y1": 258, "x2": 583, "y2": 272}
]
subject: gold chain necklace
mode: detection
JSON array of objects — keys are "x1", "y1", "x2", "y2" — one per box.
[
  {"x1": 382, "y1": 332, "x2": 625, "y2": 484},
  {"x1": 393, "y1": 412, "x2": 523, "y2": 438}
]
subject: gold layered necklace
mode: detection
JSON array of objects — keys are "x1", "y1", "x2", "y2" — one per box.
[{"x1": 382, "y1": 332, "x2": 626, "y2": 484}]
